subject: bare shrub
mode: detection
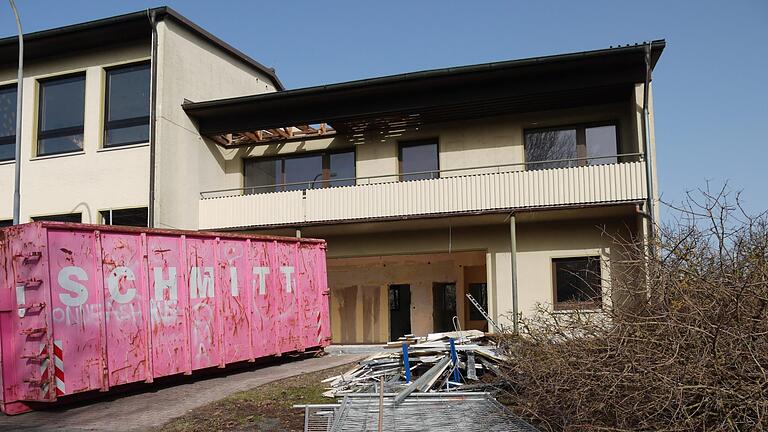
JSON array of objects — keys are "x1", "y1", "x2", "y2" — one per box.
[{"x1": 498, "y1": 187, "x2": 768, "y2": 431}]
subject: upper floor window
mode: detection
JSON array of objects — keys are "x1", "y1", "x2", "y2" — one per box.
[
  {"x1": 0, "y1": 85, "x2": 17, "y2": 162},
  {"x1": 552, "y1": 256, "x2": 602, "y2": 310},
  {"x1": 104, "y1": 63, "x2": 150, "y2": 147},
  {"x1": 244, "y1": 149, "x2": 355, "y2": 193},
  {"x1": 399, "y1": 140, "x2": 438, "y2": 181},
  {"x1": 524, "y1": 123, "x2": 618, "y2": 170},
  {"x1": 37, "y1": 74, "x2": 85, "y2": 156}
]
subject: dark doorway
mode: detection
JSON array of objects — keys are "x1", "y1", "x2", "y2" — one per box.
[
  {"x1": 432, "y1": 282, "x2": 457, "y2": 333},
  {"x1": 389, "y1": 284, "x2": 411, "y2": 340}
]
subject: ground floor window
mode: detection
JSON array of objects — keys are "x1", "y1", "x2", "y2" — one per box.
[
  {"x1": 552, "y1": 256, "x2": 602, "y2": 310},
  {"x1": 32, "y1": 213, "x2": 82, "y2": 223},
  {"x1": 0, "y1": 219, "x2": 12, "y2": 227},
  {"x1": 100, "y1": 207, "x2": 148, "y2": 227}
]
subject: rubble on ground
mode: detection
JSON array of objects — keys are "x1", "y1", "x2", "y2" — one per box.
[
  {"x1": 295, "y1": 330, "x2": 539, "y2": 431},
  {"x1": 321, "y1": 329, "x2": 506, "y2": 398}
]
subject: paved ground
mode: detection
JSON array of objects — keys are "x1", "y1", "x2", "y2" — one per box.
[
  {"x1": 0, "y1": 353, "x2": 363, "y2": 432},
  {"x1": 323, "y1": 344, "x2": 390, "y2": 356}
]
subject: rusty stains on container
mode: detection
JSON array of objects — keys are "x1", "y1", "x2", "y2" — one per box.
[{"x1": 0, "y1": 222, "x2": 330, "y2": 415}]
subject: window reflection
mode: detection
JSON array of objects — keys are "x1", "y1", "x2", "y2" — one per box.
[
  {"x1": 524, "y1": 129, "x2": 577, "y2": 170},
  {"x1": 0, "y1": 85, "x2": 17, "y2": 161},
  {"x1": 38, "y1": 75, "x2": 86, "y2": 156},
  {"x1": 243, "y1": 149, "x2": 355, "y2": 193},
  {"x1": 586, "y1": 126, "x2": 618, "y2": 165},
  {"x1": 399, "y1": 140, "x2": 438, "y2": 181},
  {"x1": 284, "y1": 154, "x2": 323, "y2": 191},
  {"x1": 525, "y1": 124, "x2": 619, "y2": 170}
]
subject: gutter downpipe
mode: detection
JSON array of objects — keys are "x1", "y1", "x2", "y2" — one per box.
[
  {"x1": 509, "y1": 213, "x2": 519, "y2": 334},
  {"x1": 641, "y1": 42, "x2": 656, "y2": 251},
  {"x1": 147, "y1": 9, "x2": 158, "y2": 228},
  {"x1": 9, "y1": 0, "x2": 22, "y2": 225}
]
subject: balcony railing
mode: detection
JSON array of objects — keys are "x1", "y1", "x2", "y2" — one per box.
[{"x1": 199, "y1": 154, "x2": 647, "y2": 230}]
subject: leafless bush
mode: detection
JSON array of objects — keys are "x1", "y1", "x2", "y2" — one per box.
[{"x1": 498, "y1": 186, "x2": 768, "y2": 431}]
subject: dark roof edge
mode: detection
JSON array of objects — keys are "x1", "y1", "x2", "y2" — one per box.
[
  {"x1": 0, "y1": 6, "x2": 284, "y2": 90},
  {"x1": 183, "y1": 40, "x2": 665, "y2": 111}
]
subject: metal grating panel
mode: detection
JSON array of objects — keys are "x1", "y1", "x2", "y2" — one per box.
[
  {"x1": 304, "y1": 404, "x2": 339, "y2": 432},
  {"x1": 328, "y1": 393, "x2": 538, "y2": 432}
]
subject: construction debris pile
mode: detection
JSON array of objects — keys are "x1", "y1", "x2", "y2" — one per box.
[
  {"x1": 322, "y1": 329, "x2": 506, "y2": 398},
  {"x1": 297, "y1": 329, "x2": 539, "y2": 431}
]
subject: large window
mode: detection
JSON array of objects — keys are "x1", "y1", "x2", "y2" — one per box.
[
  {"x1": 399, "y1": 140, "x2": 439, "y2": 181},
  {"x1": 525, "y1": 123, "x2": 619, "y2": 170},
  {"x1": 32, "y1": 213, "x2": 82, "y2": 223},
  {"x1": 104, "y1": 63, "x2": 150, "y2": 147},
  {"x1": 244, "y1": 150, "x2": 355, "y2": 193},
  {"x1": 100, "y1": 207, "x2": 148, "y2": 227},
  {"x1": 0, "y1": 85, "x2": 17, "y2": 161},
  {"x1": 37, "y1": 74, "x2": 86, "y2": 156},
  {"x1": 552, "y1": 256, "x2": 602, "y2": 310}
]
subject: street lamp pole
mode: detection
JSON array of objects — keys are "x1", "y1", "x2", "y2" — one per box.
[{"x1": 9, "y1": 0, "x2": 23, "y2": 225}]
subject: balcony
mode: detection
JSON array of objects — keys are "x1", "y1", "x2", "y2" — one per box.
[{"x1": 199, "y1": 155, "x2": 647, "y2": 230}]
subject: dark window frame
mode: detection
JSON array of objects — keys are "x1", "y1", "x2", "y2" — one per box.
[
  {"x1": 37, "y1": 73, "x2": 86, "y2": 157},
  {"x1": 103, "y1": 62, "x2": 151, "y2": 148},
  {"x1": 398, "y1": 138, "x2": 440, "y2": 181},
  {"x1": 0, "y1": 84, "x2": 18, "y2": 162},
  {"x1": 551, "y1": 255, "x2": 603, "y2": 311},
  {"x1": 32, "y1": 213, "x2": 82, "y2": 223},
  {"x1": 99, "y1": 207, "x2": 149, "y2": 227},
  {"x1": 243, "y1": 148, "x2": 356, "y2": 193},
  {"x1": 524, "y1": 121, "x2": 620, "y2": 170}
]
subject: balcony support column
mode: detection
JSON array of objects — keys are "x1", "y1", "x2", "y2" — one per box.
[{"x1": 509, "y1": 213, "x2": 519, "y2": 334}]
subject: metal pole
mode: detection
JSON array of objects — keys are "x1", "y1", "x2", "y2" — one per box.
[
  {"x1": 642, "y1": 42, "x2": 656, "y2": 248},
  {"x1": 509, "y1": 214, "x2": 519, "y2": 334},
  {"x1": 147, "y1": 9, "x2": 158, "y2": 228},
  {"x1": 9, "y1": 0, "x2": 23, "y2": 225}
]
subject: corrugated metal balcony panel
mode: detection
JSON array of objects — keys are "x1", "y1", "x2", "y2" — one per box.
[
  {"x1": 199, "y1": 190, "x2": 304, "y2": 229},
  {"x1": 200, "y1": 161, "x2": 648, "y2": 229}
]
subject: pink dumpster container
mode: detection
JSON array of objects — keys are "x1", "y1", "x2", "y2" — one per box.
[{"x1": 0, "y1": 222, "x2": 331, "y2": 415}]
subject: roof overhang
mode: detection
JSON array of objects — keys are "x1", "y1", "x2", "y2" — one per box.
[
  {"x1": 183, "y1": 40, "x2": 665, "y2": 145},
  {"x1": 0, "y1": 7, "x2": 283, "y2": 90}
]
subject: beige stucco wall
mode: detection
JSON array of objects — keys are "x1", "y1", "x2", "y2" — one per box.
[
  {"x1": 327, "y1": 251, "x2": 485, "y2": 343},
  {"x1": 153, "y1": 19, "x2": 277, "y2": 230},
  {"x1": 0, "y1": 43, "x2": 151, "y2": 222},
  {"x1": 319, "y1": 215, "x2": 636, "y2": 336},
  {"x1": 230, "y1": 101, "x2": 641, "y2": 189}
]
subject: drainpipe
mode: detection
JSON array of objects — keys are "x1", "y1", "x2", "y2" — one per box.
[
  {"x1": 9, "y1": 0, "x2": 23, "y2": 224},
  {"x1": 509, "y1": 213, "x2": 519, "y2": 334},
  {"x1": 147, "y1": 9, "x2": 158, "y2": 228},
  {"x1": 641, "y1": 42, "x2": 656, "y2": 247}
]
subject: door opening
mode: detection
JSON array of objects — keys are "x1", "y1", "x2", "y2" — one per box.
[
  {"x1": 432, "y1": 282, "x2": 457, "y2": 333},
  {"x1": 389, "y1": 284, "x2": 411, "y2": 340}
]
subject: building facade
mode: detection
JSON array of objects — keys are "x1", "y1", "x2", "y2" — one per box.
[
  {"x1": 1, "y1": 8, "x2": 664, "y2": 343},
  {"x1": 0, "y1": 7, "x2": 281, "y2": 229}
]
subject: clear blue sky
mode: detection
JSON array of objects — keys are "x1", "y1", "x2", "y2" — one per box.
[{"x1": 2, "y1": 1, "x2": 767, "y2": 219}]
